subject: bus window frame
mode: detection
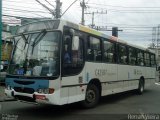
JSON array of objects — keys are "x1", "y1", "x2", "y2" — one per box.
[
  {"x1": 6, "y1": 30, "x2": 62, "y2": 80},
  {"x1": 102, "y1": 38, "x2": 117, "y2": 64},
  {"x1": 144, "y1": 52, "x2": 151, "y2": 67},
  {"x1": 137, "y1": 49, "x2": 145, "y2": 66},
  {"x1": 87, "y1": 35, "x2": 102, "y2": 62},
  {"x1": 117, "y1": 43, "x2": 128, "y2": 65},
  {"x1": 128, "y1": 46, "x2": 137, "y2": 66},
  {"x1": 150, "y1": 53, "x2": 156, "y2": 67},
  {"x1": 62, "y1": 26, "x2": 86, "y2": 77}
]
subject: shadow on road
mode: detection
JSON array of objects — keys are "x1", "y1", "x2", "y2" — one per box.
[
  {"x1": 99, "y1": 89, "x2": 152, "y2": 105},
  {"x1": 3, "y1": 89, "x2": 154, "y2": 120},
  {"x1": 2, "y1": 84, "x2": 158, "y2": 120}
]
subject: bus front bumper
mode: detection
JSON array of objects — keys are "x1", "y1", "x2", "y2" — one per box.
[{"x1": 5, "y1": 89, "x2": 60, "y2": 105}]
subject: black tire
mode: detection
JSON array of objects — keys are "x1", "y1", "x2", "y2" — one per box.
[
  {"x1": 137, "y1": 79, "x2": 144, "y2": 95},
  {"x1": 81, "y1": 84, "x2": 100, "y2": 108}
]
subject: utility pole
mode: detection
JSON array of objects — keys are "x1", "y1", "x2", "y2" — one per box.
[
  {"x1": 151, "y1": 25, "x2": 160, "y2": 48},
  {"x1": 85, "y1": 10, "x2": 107, "y2": 28},
  {"x1": 91, "y1": 12, "x2": 94, "y2": 28},
  {"x1": 36, "y1": 0, "x2": 62, "y2": 19},
  {"x1": 55, "y1": 0, "x2": 62, "y2": 18},
  {"x1": 85, "y1": 12, "x2": 94, "y2": 27},
  {"x1": 80, "y1": 0, "x2": 86, "y2": 25},
  {"x1": 157, "y1": 25, "x2": 160, "y2": 48},
  {"x1": 152, "y1": 27, "x2": 157, "y2": 48}
]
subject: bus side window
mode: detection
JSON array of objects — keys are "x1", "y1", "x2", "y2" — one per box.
[
  {"x1": 118, "y1": 45, "x2": 128, "y2": 64},
  {"x1": 137, "y1": 50, "x2": 144, "y2": 66},
  {"x1": 63, "y1": 36, "x2": 72, "y2": 64},
  {"x1": 87, "y1": 36, "x2": 101, "y2": 62},
  {"x1": 103, "y1": 40, "x2": 115, "y2": 63},
  {"x1": 144, "y1": 53, "x2": 150, "y2": 66},
  {"x1": 151, "y1": 54, "x2": 156, "y2": 67},
  {"x1": 62, "y1": 27, "x2": 85, "y2": 76},
  {"x1": 128, "y1": 47, "x2": 137, "y2": 65}
]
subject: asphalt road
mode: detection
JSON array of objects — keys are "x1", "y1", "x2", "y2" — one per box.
[{"x1": 0, "y1": 83, "x2": 160, "y2": 120}]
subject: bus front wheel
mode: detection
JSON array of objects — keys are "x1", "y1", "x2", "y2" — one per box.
[{"x1": 81, "y1": 84, "x2": 100, "y2": 108}]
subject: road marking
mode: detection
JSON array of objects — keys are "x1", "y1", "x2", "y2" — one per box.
[{"x1": 155, "y1": 83, "x2": 160, "y2": 85}]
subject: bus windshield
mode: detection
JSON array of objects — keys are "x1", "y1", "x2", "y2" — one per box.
[{"x1": 8, "y1": 31, "x2": 60, "y2": 77}]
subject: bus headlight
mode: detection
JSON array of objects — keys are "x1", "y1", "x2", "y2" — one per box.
[
  {"x1": 44, "y1": 89, "x2": 49, "y2": 94},
  {"x1": 37, "y1": 89, "x2": 43, "y2": 93},
  {"x1": 37, "y1": 88, "x2": 54, "y2": 94}
]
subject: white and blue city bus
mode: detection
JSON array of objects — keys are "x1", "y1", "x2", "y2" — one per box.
[{"x1": 5, "y1": 19, "x2": 156, "y2": 108}]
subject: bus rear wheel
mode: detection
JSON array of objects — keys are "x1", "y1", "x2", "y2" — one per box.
[
  {"x1": 81, "y1": 84, "x2": 100, "y2": 108},
  {"x1": 137, "y1": 79, "x2": 144, "y2": 95}
]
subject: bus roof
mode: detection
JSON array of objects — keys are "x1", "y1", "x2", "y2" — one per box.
[
  {"x1": 63, "y1": 20, "x2": 154, "y2": 53},
  {"x1": 16, "y1": 19, "x2": 155, "y2": 54}
]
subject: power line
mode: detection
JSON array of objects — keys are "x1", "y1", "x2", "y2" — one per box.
[
  {"x1": 35, "y1": 0, "x2": 55, "y2": 16},
  {"x1": 2, "y1": 13, "x2": 50, "y2": 19},
  {"x1": 61, "y1": 0, "x2": 79, "y2": 17},
  {"x1": 2, "y1": 14, "x2": 44, "y2": 18},
  {"x1": 44, "y1": 0, "x2": 55, "y2": 8},
  {"x1": 3, "y1": 4, "x2": 47, "y2": 11},
  {"x1": 106, "y1": 22, "x2": 156, "y2": 27},
  {"x1": 87, "y1": 6, "x2": 160, "y2": 13},
  {"x1": 114, "y1": 26, "x2": 153, "y2": 28},
  {"x1": 3, "y1": 10, "x2": 51, "y2": 18},
  {"x1": 87, "y1": 3, "x2": 160, "y2": 9},
  {"x1": 3, "y1": 7, "x2": 50, "y2": 18},
  {"x1": 85, "y1": 10, "x2": 107, "y2": 28},
  {"x1": 122, "y1": 31, "x2": 152, "y2": 34},
  {"x1": 3, "y1": 7, "x2": 51, "y2": 14},
  {"x1": 86, "y1": 0, "x2": 90, "y2": 4},
  {"x1": 121, "y1": 29, "x2": 152, "y2": 31},
  {"x1": 3, "y1": 11, "x2": 48, "y2": 18},
  {"x1": 3, "y1": 0, "x2": 37, "y2": 4},
  {"x1": 91, "y1": 20, "x2": 157, "y2": 28}
]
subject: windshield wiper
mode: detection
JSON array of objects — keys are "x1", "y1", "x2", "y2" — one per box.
[
  {"x1": 31, "y1": 29, "x2": 47, "y2": 54},
  {"x1": 21, "y1": 33, "x2": 28, "y2": 44},
  {"x1": 21, "y1": 33, "x2": 29, "y2": 49}
]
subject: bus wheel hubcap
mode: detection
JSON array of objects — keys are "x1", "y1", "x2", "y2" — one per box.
[{"x1": 86, "y1": 90, "x2": 96, "y2": 103}]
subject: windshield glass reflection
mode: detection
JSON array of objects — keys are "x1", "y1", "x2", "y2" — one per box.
[{"x1": 8, "y1": 31, "x2": 60, "y2": 77}]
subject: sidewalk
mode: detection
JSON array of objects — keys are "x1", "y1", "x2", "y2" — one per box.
[{"x1": 0, "y1": 85, "x2": 16, "y2": 102}]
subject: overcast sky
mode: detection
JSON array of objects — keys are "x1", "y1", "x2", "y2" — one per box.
[{"x1": 2, "y1": 0, "x2": 160, "y2": 48}]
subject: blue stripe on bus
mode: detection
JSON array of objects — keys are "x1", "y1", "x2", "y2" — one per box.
[{"x1": 5, "y1": 78, "x2": 49, "y2": 91}]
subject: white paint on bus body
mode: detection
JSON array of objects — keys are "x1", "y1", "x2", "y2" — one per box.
[{"x1": 155, "y1": 83, "x2": 160, "y2": 85}]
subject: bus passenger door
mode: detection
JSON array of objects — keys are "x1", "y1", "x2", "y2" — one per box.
[{"x1": 61, "y1": 27, "x2": 86, "y2": 104}]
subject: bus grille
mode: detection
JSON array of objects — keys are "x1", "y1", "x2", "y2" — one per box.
[{"x1": 14, "y1": 87, "x2": 35, "y2": 94}]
